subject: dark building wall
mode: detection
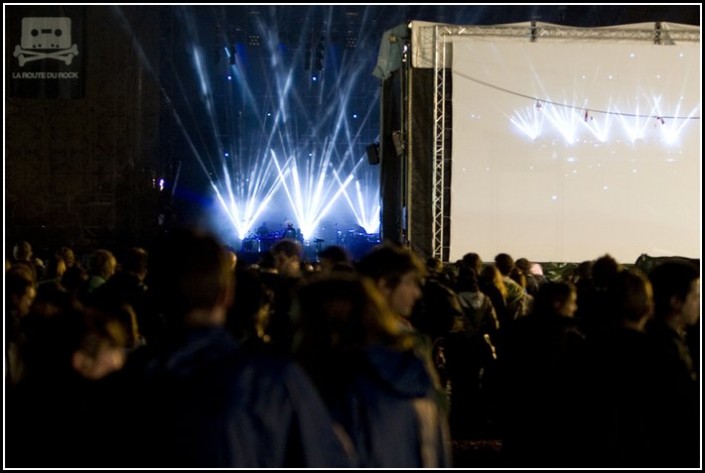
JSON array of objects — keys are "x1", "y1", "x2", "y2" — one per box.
[{"x1": 5, "y1": 6, "x2": 162, "y2": 256}]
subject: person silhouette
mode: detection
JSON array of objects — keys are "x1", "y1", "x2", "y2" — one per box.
[
  {"x1": 256, "y1": 222, "x2": 269, "y2": 238},
  {"x1": 283, "y1": 222, "x2": 297, "y2": 240}
]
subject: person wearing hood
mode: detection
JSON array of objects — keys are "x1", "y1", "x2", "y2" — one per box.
[{"x1": 292, "y1": 272, "x2": 452, "y2": 467}]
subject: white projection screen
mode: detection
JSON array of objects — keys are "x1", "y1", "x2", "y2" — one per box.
[{"x1": 450, "y1": 33, "x2": 700, "y2": 263}]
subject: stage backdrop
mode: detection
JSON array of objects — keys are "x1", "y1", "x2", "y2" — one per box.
[{"x1": 449, "y1": 27, "x2": 700, "y2": 263}]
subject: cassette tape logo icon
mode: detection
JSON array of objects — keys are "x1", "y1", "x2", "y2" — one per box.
[{"x1": 13, "y1": 17, "x2": 79, "y2": 67}]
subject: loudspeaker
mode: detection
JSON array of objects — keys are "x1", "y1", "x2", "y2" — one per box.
[{"x1": 366, "y1": 143, "x2": 380, "y2": 165}]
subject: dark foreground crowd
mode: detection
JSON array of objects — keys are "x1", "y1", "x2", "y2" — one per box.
[{"x1": 5, "y1": 229, "x2": 700, "y2": 468}]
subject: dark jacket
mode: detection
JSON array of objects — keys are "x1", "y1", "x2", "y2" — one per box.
[
  {"x1": 500, "y1": 313, "x2": 589, "y2": 466},
  {"x1": 645, "y1": 319, "x2": 699, "y2": 467},
  {"x1": 320, "y1": 345, "x2": 451, "y2": 468},
  {"x1": 115, "y1": 326, "x2": 353, "y2": 468}
]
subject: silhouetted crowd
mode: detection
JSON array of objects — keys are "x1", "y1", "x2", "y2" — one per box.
[{"x1": 5, "y1": 231, "x2": 700, "y2": 467}]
